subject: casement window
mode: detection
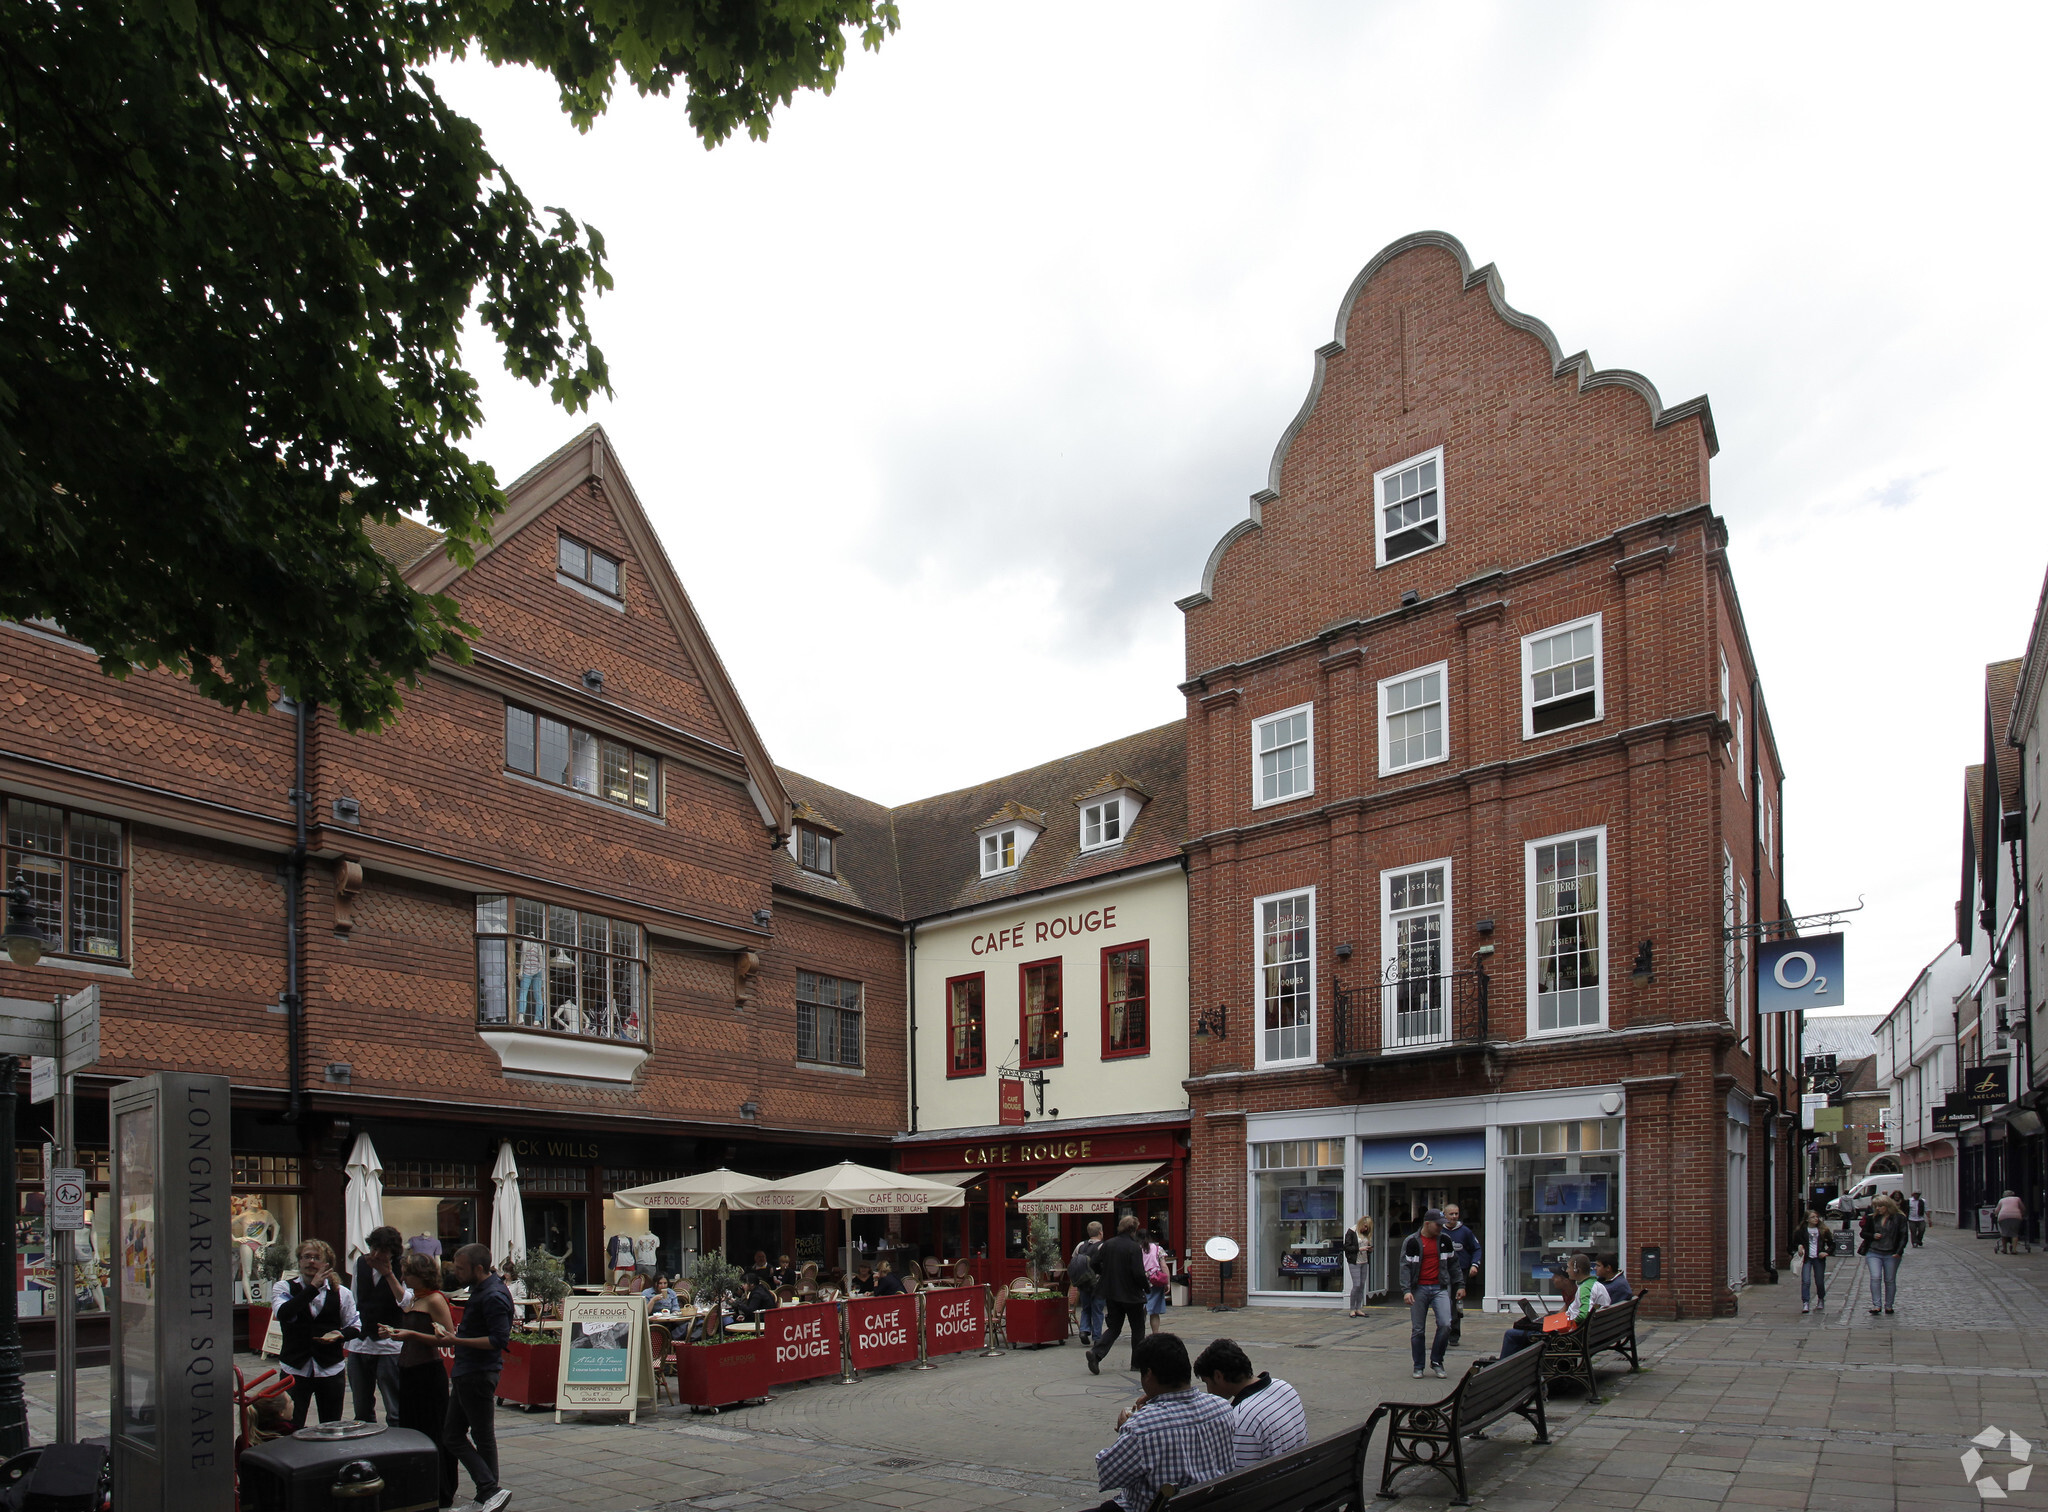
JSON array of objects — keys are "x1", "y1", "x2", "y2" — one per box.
[
  {"x1": 504, "y1": 704, "x2": 659, "y2": 814},
  {"x1": 1523, "y1": 615, "x2": 1603, "y2": 737},
  {"x1": 1760, "y1": 797, "x2": 1773, "y2": 869},
  {"x1": 1383, "y1": 862, "x2": 1451, "y2": 1048},
  {"x1": 1256, "y1": 888, "x2": 1316, "y2": 1066},
  {"x1": 557, "y1": 534, "x2": 621, "y2": 600},
  {"x1": 1374, "y1": 447, "x2": 1444, "y2": 566},
  {"x1": 797, "y1": 826, "x2": 835, "y2": 876},
  {"x1": 1733, "y1": 702, "x2": 1746, "y2": 794},
  {"x1": 1719, "y1": 648, "x2": 1730, "y2": 723},
  {"x1": 475, "y1": 895, "x2": 645, "y2": 1043},
  {"x1": 2, "y1": 797, "x2": 124, "y2": 961},
  {"x1": 1021, "y1": 959, "x2": 1063, "y2": 1066},
  {"x1": 1253, "y1": 706, "x2": 1313, "y2": 807},
  {"x1": 946, "y1": 973, "x2": 986, "y2": 1077},
  {"x1": 1379, "y1": 664, "x2": 1447, "y2": 775},
  {"x1": 1528, "y1": 830, "x2": 1605, "y2": 1034},
  {"x1": 797, "y1": 970, "x2": 863, "y2": 1069},
  {"x1": 1081, "y1": 798, "x2": 1123, "y2": 850},
  {"x1": 981, "y1": 829, "x2": 1018, "y2": 876},
  {"x1": 1102, "y1": 942, "x2": 1150, "y2": 1058}
]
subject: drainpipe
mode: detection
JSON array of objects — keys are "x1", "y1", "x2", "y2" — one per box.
[
  {"x1": 905, "y1": 923, "x2": 918, "y2": 1134},
  {"x1": 2011, "y1": 749, "x2": 2037, "y2": 1240},
  {"x1": 283, "y1": 699, "x2": 309, "y2": 1122},
  {"x1": 1749, "y1": 676, "x2": 1776, "y2": 1279}
]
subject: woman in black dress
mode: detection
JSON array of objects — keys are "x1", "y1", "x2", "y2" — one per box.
[{"x1": 382, "y1": 1251, "x2": 452, "y2": 1439}]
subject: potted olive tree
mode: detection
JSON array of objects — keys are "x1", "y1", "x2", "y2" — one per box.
[
  {"x1": 496, "y1": 1248, "x2": 571, "y2": 1409},
  {"x1": 1005, "y1": 1217, "x2": 1072, "y2": 1347}
]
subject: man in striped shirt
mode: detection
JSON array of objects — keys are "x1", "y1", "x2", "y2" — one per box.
[
  {"x1": 1091, "y1": 1334, "x2": 1235, "y2": 1510},
  {"x1": 1193, "y1": 1338, "x2": 1309, "y2": 1468}
]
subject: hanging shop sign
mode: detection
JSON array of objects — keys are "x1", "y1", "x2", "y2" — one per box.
[
  {"x1": 998, "y1": 1080, "x2": 1027, "y2": 1127},
  {"x1": 1964, "y1": 1064, "x2": 2010, "y2": 1107},
  {"x1": 1758, "y1": 933, "x2": 1845, "y2": 1012},
  {"x1": 555, "y1": 1294, "x2": 648, "y2": 1422},
  {"x1": 1933, "y1": 1095, "x2": 1973, "y2": 1133},
  {"x1": 847, "y1": 1295, "x2": 920, "y2": 1370},
  {"x1": 1813, "y1": 1106, "x2": 1845, "y2": 1134}
]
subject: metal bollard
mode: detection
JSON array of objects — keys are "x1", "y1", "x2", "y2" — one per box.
[
  {"x1": 912, "y1": 1289, "x2": 936, "y2": 1370},
  {"x1": 331, "y1": 1459, "x2": 385, "y2": 1512},
  {"x1": 834, "y1": 1298, "x2": 856, "y2": 1385}
]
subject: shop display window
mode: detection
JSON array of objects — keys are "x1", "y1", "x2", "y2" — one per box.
[
  {"x1": 17, "y1": 1145, "x2": 114, "y2": 1318},
  {"x1": 1252, "y1": 1139, "x2": 1344, "y2": 1292},
  {"x1": 1501, "y1": 1118, "x2": 1623, "y2": 1298},
  {"x1": 232, "y1": 1154, "x2": 304, "y2": 1306}
]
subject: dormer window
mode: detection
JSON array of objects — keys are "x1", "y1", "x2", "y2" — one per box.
[
  {"x1": 557, "y1": 534, "x2": 622, "y2": 601},
  {"x1": 1081, "y1": 799, "x2": 1122, "y2": 849},
  {"x1": 1074, "y1": 773, "x2": 1149, "y2": 853},
  {"x1": 982, "y1": 829, "x2": 1017, "y2": 876},
  {"x1": 975, "y1": 802, "x2": 1047, "y2": 879},
  {"x1": 798, "y1": 826, "x2": 835, "y2": 876}
]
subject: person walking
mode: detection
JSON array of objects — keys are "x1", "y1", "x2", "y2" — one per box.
[
  {"x1": 1441, "y1": 1204, "x2": 1480, "y2": 1345},
  {"x1": 1861, "y1": 1194, "x2": 1907, "y2": 1316},
  {"x1": 1140, "y1": 1232, "x2": 1172, "y2": 1336},
  {"x1": 272, "y1": 1238, "x2": 361, "y2": 1426},
  {"x1": 1070, "y1": 1221, "x2": 1106, "y2": 1345},
  {"x1": 1085, "y1": 1214, "x2": 1151, "y2": 1376},
  {"x1": 439, "y1": 1242, "x2": 513, "y2": 1512},
  {"x1": 1343, "y1": 1215, "x2": 1374, "y2": 1316},
  {"x1": 382, "y1": 1252, "x2": 452, "y2": 1444},
  {"x1": 1906, "y1": 1191, "x2": 1929, "y2": 1248},
  {"x1": 1796, "y1": 1209, "x2": 1836, "y2": 1314},
  {"x1": 1996, "y1": 1190, "x2": 2030, "y2": 1253},
  {"x1": 346, "y1": 1225, "x2": 408, "y2": 1425},
  {"x1": 1399, "y1": 1210, "x2": 1466, "y2": 1380}
]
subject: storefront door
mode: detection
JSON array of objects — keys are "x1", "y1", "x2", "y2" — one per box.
[
  {"x1": 525, "y1": 1196, "x2": 587, "y2": 1283},
  {"x1": 1363, "y1": 1176, "x2": 1483, "y2": 1298}
]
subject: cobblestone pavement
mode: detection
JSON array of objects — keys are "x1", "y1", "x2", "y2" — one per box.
[{"x1": 30, "y1": 1222, "x2": 2048, "y2": 1508}]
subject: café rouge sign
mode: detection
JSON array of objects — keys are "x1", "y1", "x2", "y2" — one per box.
[{"x1": 970, "y1": 904, "x2": 1121, "y2": 956}]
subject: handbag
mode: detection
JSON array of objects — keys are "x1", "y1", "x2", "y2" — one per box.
[{"x1": 1539, "y1": 1309, "x2": 1575, "y2": 1335}]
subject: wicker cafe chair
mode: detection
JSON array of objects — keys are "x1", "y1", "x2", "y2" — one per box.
[
  {"x1": 987, "y1": 1284, "x2": 1009, "y2": 1349},
  {"x1": 648, "y1": 1324, "x2": 673, "y2": 1405}
]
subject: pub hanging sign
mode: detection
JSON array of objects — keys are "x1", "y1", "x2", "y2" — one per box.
[{"x1": 1964, "y1": 1064, "x2": 2010, "y2": 1108}]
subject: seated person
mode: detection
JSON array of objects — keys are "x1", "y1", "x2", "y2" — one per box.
[
  {"x1": 850, "y1": 1262, "x2": 877, "y2": 1296},
  {"x1": 1501, "y1": 1253, "x2": 1608, "y2": 1358},
  {"x1": 1192, "y1": 1338, "x2": 1308, "y2": 1468},
  {"x1": 1592, "y1": 1254, "x2": 1632, "y2": 1301},
  {"x1": 872, "y1": 1261, "x2": 906, "y2": 1296},
  {"x1": 771, "y1": 1253, "x2": 798, "y2": 1288},
  {"x1": 1091, "y1": 1334, "x2": 1235, "y2": 1512},
  {"x1": 643, "y1": 1276, "x2": 680, "y2": 1312},
  {"x1": 736, "y1": 1273, "x2": 780, "y2": 1321}
]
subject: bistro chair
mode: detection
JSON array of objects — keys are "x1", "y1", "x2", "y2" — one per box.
[
  {"x1": 987, "y1": 1284, "x2": 1009, "y2": 1349},
  {"x1": 647, "y1": 1324, "x2": 673, "y2": 1405}
]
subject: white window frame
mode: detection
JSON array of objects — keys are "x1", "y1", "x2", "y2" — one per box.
[
  {"x1": 981, "y1": 828, "x2": 1018, "y2": 877},
  {"x1": 1733, "y1": 702, "x2": 1746, "y2": 794},
  {"x1": 1524, "y1": 826, "x2": 1609, "y2": 1038},
  {"x1": 1719, "y1": 647, "x2": 1730, "y2": 723},
  {"x1": 1372, "y1": 446, "x2": 1446, "y2": 568},
  {"x1": 1722, "y1": 848, "x2": 1738, "y2": 1027},
  {"x1": 1252, "y1": 703, "x2": 1315, "y2": 810},
  {"x1": 1737, "y1": 875, "x2": 1751, "y2": 1050},
  {"x1": 1080, "y1": 798, "x2": 1123, "y2": 851},
  {"x1": 1520, "y1": 614, "x2": 1604, "y2": 740},
  {"x1": 1380, "y1": 859, "x2": 1453, "y2": 1050},
  {"x1": 1378, "y1": 661, "x2": 1450, "y2": 777},
  {"x1": 1253, "y1": 886, "x2": 1317, "y2": 1070}
]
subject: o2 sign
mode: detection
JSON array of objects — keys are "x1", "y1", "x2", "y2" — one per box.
[{"x1": 1758, "y1": 932, "x2": 1845, "y2": 1012}]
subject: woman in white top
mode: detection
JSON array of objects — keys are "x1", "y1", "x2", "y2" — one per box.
[
  {"x1": 270, "y1": 1238, "x2": 364, "y2": 1426},
  {"x1": 1796, "y1": 1210, "x2": 1837, "y2": 1314}
]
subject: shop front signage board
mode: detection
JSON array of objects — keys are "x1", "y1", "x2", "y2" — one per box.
[
  {"x1": 1758, "y1": 933, "x2": 1845, "y2": 1012},
  {"x1": 1358, "y1": 1133, "x2": 1485, "y2": 1175},
  {"x1": 1965, "y1": 1064, "x2": 2010, "y2": 1107},
  {"x1": 554, "y1": 1293, "x2": 647, "y2": 1422},
  {"x1": 1866, "y1": 1131, "x2": 1887, "y2": 1154},
  {"x1": 900, "y1": 1128, "x2": 1183, "y2": 1172}
]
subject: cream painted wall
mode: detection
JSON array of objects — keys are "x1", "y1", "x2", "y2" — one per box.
[{"x1": 913, "y1": 864, "x2": 1189, "y2": 1132}]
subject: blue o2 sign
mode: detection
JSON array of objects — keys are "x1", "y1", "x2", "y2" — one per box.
[{"x1": 1758, "y1": 932, "x2": 1845, "y2": 1013}]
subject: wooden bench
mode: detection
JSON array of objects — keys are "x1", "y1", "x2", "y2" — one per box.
[
  {"x1": 1369, "y1": 1340, "x2": 1549, "y2": 1505},
  {"x1": 1540, "y1": 1292, "x2": 1644, "y2": 1403},
  {"x1": 1143, "y1": 1422, "x2": 1373, "y2": 1512}
]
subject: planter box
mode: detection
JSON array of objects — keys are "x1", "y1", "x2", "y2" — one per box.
[
  {"x1": 493, "y1": 1341, "x2": 560, "y2": 1409},
  {"x1": 1004, "y1": 1295, "x2": 1070, "y2": 1347},
  {"x1": 247, "y1": 1305, "x2": 271, "y2": 1355},
  {"x1": 676, "y1": 1336, "x2": 775, "y2": 1410}
]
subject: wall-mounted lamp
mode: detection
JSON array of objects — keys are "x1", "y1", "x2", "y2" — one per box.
[
  {"x1": 1475, "y1": 918, "x2": 1494, "y2": 936},
  {"x1": 3, "y1": 873, "x2": 47, "y2": 967},
  {"x1": 1472, "y1": 944, "x2": 1495, "y2": 960},
  {"x1": 1194, "y1": 1004, "x2": 1228, "y2": 1042},
  {"x1": 1400, "y1": 589, "x2": 1419, "y2": 607},
  {"x1": 324, "y1": 1062, "x2": 352, "y2": 1086},
  {"x1": 582, "y1": 668, "x2": 604, "y2": 692},
  {"x1": 753, "y1": 908, "x2": 773, "y2": 928},
  {"x1": 739, "y1": 1100, "x2": 760, "y2": 1121},
  {"x1": 1631, "y1": 939, "x2": 1655, "y2": 985},
  {"x1": 1334, "y1": 942, "x2": 1353, "y2": 961}
]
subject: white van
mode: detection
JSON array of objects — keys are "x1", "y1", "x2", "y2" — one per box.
[{"x1": 1825, "y1": 1172, "x2": 1906, "y2": 1219}]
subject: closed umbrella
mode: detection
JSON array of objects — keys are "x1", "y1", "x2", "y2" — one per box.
[
  {"x1": 490, "y1": 1139, "x2": 527, "y2": 1268},
  {"x1": 757, "y1": 1161, "x2": 969, "y2": 1214},
  {"x1": 342, "y1": 1132, "x2": 385, "y2": 1267}
]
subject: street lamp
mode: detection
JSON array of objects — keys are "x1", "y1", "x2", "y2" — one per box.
[{"x1": 2, "y1": 875, "x2": 45, "y2": 967}]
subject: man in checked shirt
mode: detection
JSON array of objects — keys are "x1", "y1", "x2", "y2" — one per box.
[{"x1": 1086, "y1": 1333, "x2": 1235, "y2": 1510}]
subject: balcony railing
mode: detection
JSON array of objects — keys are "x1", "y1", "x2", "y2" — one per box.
[{"x1": 1329, "y1": 964, "x2": 1490, "y2": 1063}]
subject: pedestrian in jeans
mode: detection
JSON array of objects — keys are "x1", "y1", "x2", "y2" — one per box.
[
  {"x1": 1440, "y1": 1204, "x2": 1481, "y2": 1345},
  {"x1": 1085, "y1": 1214, "x2": 1152, "y2": 1377},
  {"x1": 1343, "y1": 1215, "x2": 1374, "y2": 1316},
  {"x1": 1070, "y1": 1221, "x2": 1106, "y2": 1344},
  {"x1": 346, "y1": 1225, "x2": 407, "y2": 1425},
  {"x1": 1796, "y1": 1209, "x2": 1836, "y2": 1314},
  {"x1": 1399, "y1": 1209, "x2": 1466, "y2": 1380},
  {"x1": 440, "y1": 1243, "x2": 512, "y2": 1512},
  {"x1": 1996, "y1": 1190, "x2": 2030, "y2": 1254},
  {"x1": 1860, "y1": 1195, "x2": 1907, "y2": 1316},
  {"x1": 1906, "y1": 1191, "x2": 1928, "y2": 1248},
  {"x1": 1141, "y1": 1234, "x2": 1172, "y2": 1336}
]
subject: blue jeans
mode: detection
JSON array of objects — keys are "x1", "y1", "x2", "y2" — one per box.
[
  {"x1": 1866, "y1": 1251, "x2": 1900, "y2": 1309},
  {"x1": 1500, "y1": 1326, "x2": 1538, "y2": 1357},
  {"x1": 1410, "y1": 1285, "x2": 1453, "y2": 1369},
  {"x1": 1800, "y1": 1257, "x2": 1827, "y2": 1306},
  {"x1": 1080, "y1": 1293, "x2": 1104, "y2": 1338},
  {"x1": 516, "y1": 972, "x2": 544, "y2": 1023}
]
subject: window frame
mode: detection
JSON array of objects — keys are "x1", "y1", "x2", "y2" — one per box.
[
  {"x1": 1733, "y1": 701, "x2": 1746, "y2": 794},
  {"x1": 1380, "y1": 859, "x2": 1453, "y2": 1049},
  {"x1": 474, "y1": 895, "x2": 648, "y2": 1046},
  {"x1": 1253, "y1": 886, "x2": 1317, "y2": 1070},
  {"x1": 1100, "y1": 940, "x2": 1151, "y2": 1061},
  {"x1": 503, "y1": 703, "x2": 661, "y2": 816},
  {"x1": 796, "y1": 969, "x2": 864, "y2": 1070},
  {"x1": 797, "y1": 826, "x2": 836, "y2": 877},
  {"x1": 1520, "y1": 614, "x2": 1605, "y2": 740},
  {"x1": 1373, "y1": 445, "x2": 1447, "y2": 568},
  {"x1": 1377, "y1": 661, "x2": 1450, "y2": 777},
  {"x1": 980, "y1": 828, "x2": 1019, "y2": 877},
  {"x1": 1019, "y1": 956, "x2": 1065, "y2": 1068},
  {"x1": 1251, "y1": 703, "x2": 1315, "y2": 811},
  {"x1": 556, "y1": 533, "x2": 623, "y2": 601},
  {"x1": 1080, "y1": 798, "x2": 1124, "y2": 852},
  {"x1": 2, "y1": 795, "x2": 127, "y2": 963},
  {"x1": 1523, "y1": 826, "x2": 1609, "y2": 1039},
  {"x1": 945, "y1": 971, "x2": 987, "y2": 1079}
]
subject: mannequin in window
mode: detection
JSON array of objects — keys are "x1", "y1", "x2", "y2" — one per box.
[
  {"x1": 633, "y1": 1231, "x2": 660, "y2": 1279},
  {"x1": 235, "y1": 1197, "x2": 282, "y2": 1304},
  {"x1": 516, "y1": 937, "x2": 545, "y2": 1025},
  {"x1": 72, "y1": 1215, "x2": 105, "y2": 1311},
  {"x1": 408, "y1": 1233, "x2": 441, "y2": 1258},
  {"x1": 549, "y1": 947, "x2": 578, "y2": 1032},
  {"x1": 607, "y1": 1232, "x2": 637, "y2": 1279}
]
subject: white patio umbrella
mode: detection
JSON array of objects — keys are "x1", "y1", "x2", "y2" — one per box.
[
  {"x1": 611, "y1": 1167, "x2": 777, "y2": 1213},
  {"x1": 489, "y1": 1138, "x2": 527, "y2": 1268},
  {"x1": 755, "y1": 1161, "x2": 970, "y2": 1214},
  {"x1": 342, "y1": 1132, "x2": 385, "y2": 1267}
]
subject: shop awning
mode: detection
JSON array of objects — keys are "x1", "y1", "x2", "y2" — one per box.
[
  {"x1": 919, "y1": 1172, "x2": 981, "y2": 1186},
  {"x1": 1015, "y1": 1161, "x2": 1164, "y2": 1215}
]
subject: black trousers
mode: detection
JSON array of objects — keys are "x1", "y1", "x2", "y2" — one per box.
[
  {"x1": 346, "y1": 1351, "x2": 401, "y2": 1423},
  {"x1": 441, "y1": 1372, "x2": 501, "y2": 1506},
  {"x1": 1088, "y1": 1300, "x2": 1149, "y2": 1369},
  {"x1": 287, "y1": 1371, "x2": 347, "y2": 1427}
]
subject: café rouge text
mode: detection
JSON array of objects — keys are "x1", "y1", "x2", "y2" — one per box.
[{"x1": 970, "y1": 905, "x2": 1119, "y2": 956}]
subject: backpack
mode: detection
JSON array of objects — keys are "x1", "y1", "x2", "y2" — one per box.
[
  {"x1": 1144, "y1": 1245, "x2": 1170, "y2": 1288},
  {"x1": 1069, "y1": 1242, "x2": 1099, "y2": 1291}
]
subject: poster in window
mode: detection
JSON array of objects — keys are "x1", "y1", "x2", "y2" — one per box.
[
  {"x1": 115, "y1": 1104, "x2": 158, "y2": 1444},
  {"x1": 1532, "y1": 1173, "x2": 1611, "y2": 1215},
  {"x1": 1278, "y1": 1186, "x2": 1338, "y2": 1223}
]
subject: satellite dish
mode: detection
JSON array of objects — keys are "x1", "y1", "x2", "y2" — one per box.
[{"x1": 1204, "y1": 1235, "x2": 1240, "y2": 1263}]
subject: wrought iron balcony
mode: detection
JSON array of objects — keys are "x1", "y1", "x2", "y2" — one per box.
[{"x1": 1328, "y1": 964, "x2": 1491, "y2": 1066}]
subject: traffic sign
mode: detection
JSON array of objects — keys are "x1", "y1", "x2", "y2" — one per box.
[
  {"x1": 30, "y1": 1055, "x2": 56, "y2": 1105},
  {"x1": 0, "y1": 986, "x2": 99, "y2": 1073},
  {"x1": 49, "y1": 1168, "x2": 85, "y2": 1231}
]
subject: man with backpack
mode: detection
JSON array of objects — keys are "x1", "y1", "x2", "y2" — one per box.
[
  {"x1": 1070, "y1": 1220, "x2": 1106, "y2": 1345},
  {"x1": 1399, "y1": 1209, "x2": 1466, "y2": 1380},
  {"x1": 1085, "y1": 1214, "x2": 1152, "y2": 1376}
]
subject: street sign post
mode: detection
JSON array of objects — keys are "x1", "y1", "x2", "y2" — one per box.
[{"x1": 48, "y1": 1169, "x2": 84, "y2": 1231}]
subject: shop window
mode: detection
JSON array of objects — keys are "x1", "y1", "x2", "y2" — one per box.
[
  {"x1": 1021, "y1": 959, "x2": 1063, "y2": 1066},
  {"x1": 231, "y1": 1154, "x2": 306, "y2": 1308},
  {"x1": 1252, "y1": 1139, "x2": 1345, "y2": 1293},
  {"x1": 1256, "y1": 888, "x2": 1315, "y2": 1067},
  {"x1": 797, "y1": 970, "x2": 863, "y2": 1069},
  {"x1": 384, "y1": 1159, "x2": 477, "y2": 1191},
  {"x1": 946, "y1": 972, "x2": 986, "y2": 1077},
  {"x1": 1375, "y1": 446, "x2": 1444, "y2": 565},
  {"x1": 1528, "y1": 830, "x2": 1604, "y2": 1034},
  {"x1": 797, "y1": 826, "x2": 835, "y2": 876},
  {"x1": 1501, "y1": 1118, "x2": 1623, "y2": 1299},
  {"x1": 3, "y1": 796, "x2": 125, "y2": 961},
  {"x1": 558, "y1": 534, "x2": 622, "y2": 600},
  {"x1": 17, "y1": 1144, "x2": 118, "y2": 1318},
  {"x1": 1253, "y1": 705, "x2": 1313, "y2": 808},
  {"x1": 1522, "y1": 615, "x2": 1603, "y2": 737},
  {"x1": 521, "y1": 1164, "x2": 589, "y2": 1194},
  {"x1": 503, "y1": 704, "x2": 659, "y2": 814},
  {"x1": 475, "y1": 895, "x2": 646, "y2": 1043},
  {"x1": 1102, "y1": 942, "x2": 1149, "y2": 1058}
]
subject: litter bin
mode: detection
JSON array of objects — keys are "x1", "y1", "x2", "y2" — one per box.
[{"x1": 239, "y1": 1423, "x2": 438, "y2": 1512}]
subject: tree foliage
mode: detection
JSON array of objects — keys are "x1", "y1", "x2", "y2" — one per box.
[{"x1": 0, "y1": 0, "x2": 895, "y2": 728}]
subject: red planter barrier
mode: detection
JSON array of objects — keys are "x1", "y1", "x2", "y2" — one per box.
[
  {"x1": 846, "y1": 1295, "x2": 919, "y2": 1370},
  {"x1": 677, "y1": 1337, "x2": 774, "y2": 1408},
  {"x1": 762, "y1": 1301, "x2": 842, "y2": 1384},
  {"x1": 1003, "y1": 1295, "x2": 1070, "y2": 1347},
  {"x1": 494, "y1": 1340, "x2": 560, "y2": 1408},
  {"x1": 923, "y1": 1288, "x2": 986, "y2": 1357},
  {"x1": 247, "y1": 1305, "x2": 271, "y2": 1355}
]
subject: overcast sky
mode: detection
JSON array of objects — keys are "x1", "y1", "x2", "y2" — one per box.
[{"x1": 435, "y1": 3, "x2": 2046, "y2": 1020}]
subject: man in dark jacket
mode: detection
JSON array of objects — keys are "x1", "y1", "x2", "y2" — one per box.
[
  {"x1": 1085, "y1": 1214, "x2": 1151, "y2": 1376},
  {"x1": 1398, "y1": 1210, "x2": 1466, "y2": 1379},
  {"x1": 346, "y1": 1225, "x2": 407, "y2": 1424},
  {"x1": 442, "y1": 1243, "x2": 513, "y2": 1512},
  {"x1": 1071, "y1": 1220, "x2": 1106, "y2": 1344},
  {"x1": 1440, "y1": 1204, "x2": 1481, "y2": 1345}
]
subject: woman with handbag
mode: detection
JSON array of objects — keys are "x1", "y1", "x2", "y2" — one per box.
[
  {"x1": 1796, "y1": 1209, "x2": 1836, "y2": 1314},
  {"x1": 1343, "y1": 1216, "x2": 1374, "y2": 1316},
  {"x1": 1861, "y1": 1195, "x2": 1908, "y2": 1315},
  {"x1": 1140, "y1": 1234, "x2": 1172, "y2": 1335}
]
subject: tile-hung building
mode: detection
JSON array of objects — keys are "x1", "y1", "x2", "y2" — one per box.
[
  {"x1": 1176, "y1": 233, "x2": 1800, "y2": 1319},
  {"x1": 0, "y1": 427, "x2": 902, "y2": 1359},
  {"x1": 775, "y1": 726, "x2": 1193, "y2": 1276}
]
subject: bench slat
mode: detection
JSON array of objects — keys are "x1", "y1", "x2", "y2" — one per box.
[{"x1": 1154, "y1": 1424, "x2": 1365, "y2": 1512}]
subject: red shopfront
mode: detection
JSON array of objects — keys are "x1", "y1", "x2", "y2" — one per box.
[{"x1": 895, "y1": 1122, "x2": 1189, "y2": 1284}]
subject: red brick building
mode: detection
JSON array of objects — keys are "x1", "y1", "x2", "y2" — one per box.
[
  {"x1": 0, "y1": 428, "x2": 901, "y2": 1356},
  {"x1": 1176, "y1": 233, "x2": 1798, "y2": 1319}
]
